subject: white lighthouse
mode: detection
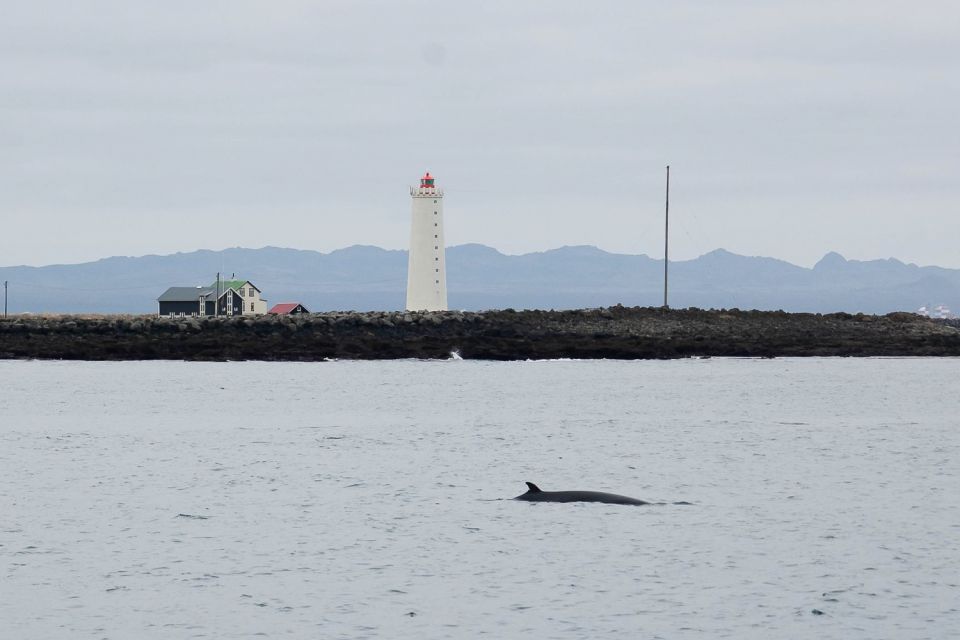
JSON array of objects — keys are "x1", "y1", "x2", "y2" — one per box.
[{"x1": 406, "y1": 171, "x2": 448, "y2": 311}]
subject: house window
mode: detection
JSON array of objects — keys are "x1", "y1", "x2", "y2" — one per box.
[
  {"x1": 248, "y1": 288, "x2": 254, "y2": 297},
  {"x1": 434, "y1": 223, "x2": 437, "y2": 227},
  {"x1": 250, "y1": 303, "x2": 254, "y2": 312}
]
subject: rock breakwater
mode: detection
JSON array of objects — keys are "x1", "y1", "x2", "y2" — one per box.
[{"x1": 1, "y1": 307, "x2": 959, "y2": 361}]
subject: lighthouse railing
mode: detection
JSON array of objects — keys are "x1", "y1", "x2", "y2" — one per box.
[{"x1": 410, "y1": 187, "x2": 444, "y2": 196}]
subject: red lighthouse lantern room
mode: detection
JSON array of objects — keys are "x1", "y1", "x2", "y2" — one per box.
[{"x1": 420, "y1": 171, "x2": 435, "y2": 188}]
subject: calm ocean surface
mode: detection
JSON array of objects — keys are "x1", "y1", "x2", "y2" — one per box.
[{"x1": 1, "y1": 358, "x2": 958, "y2": 639}]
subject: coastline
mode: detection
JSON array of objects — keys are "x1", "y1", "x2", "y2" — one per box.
[{"x1": 2, "y1": 307, "x2": 959, "y2": 361}]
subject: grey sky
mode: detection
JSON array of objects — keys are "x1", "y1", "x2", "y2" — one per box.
[{"x1": 2, "y1": 1, "x2": 958, "y2": 267}]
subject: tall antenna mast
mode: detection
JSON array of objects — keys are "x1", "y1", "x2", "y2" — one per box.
[{"x1": 663, "y1": 165, "x2": 670, "y2": 309}]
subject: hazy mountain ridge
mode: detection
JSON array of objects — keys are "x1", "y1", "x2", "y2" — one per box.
[{"x1": 1, "y1": 245, "x2": 957, "y2": 314}]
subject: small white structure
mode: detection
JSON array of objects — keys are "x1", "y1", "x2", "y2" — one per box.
[
  {"x1": 216, "y1": 279, "x2": 269, "y2": 315},
  {"x1": 406, "y1": 171, "x2": 448, "y2": 311}
]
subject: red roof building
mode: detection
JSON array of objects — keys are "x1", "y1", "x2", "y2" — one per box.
[{"x1": 268, "y1": 303, "x2": 310, "y2": 315}]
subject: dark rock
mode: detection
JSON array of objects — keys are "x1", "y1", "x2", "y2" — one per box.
[{"x1": 0, "y1": 307, "x2": 958, "y2": 361}]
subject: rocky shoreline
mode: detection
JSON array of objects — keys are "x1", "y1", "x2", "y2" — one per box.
[{"x1": 1, "y1": 307, "x2": 959, "y2": 361}]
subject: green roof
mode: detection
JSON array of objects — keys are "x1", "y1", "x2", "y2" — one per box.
[{"x1": 209, "y1": 280, "x2": 257, "y2": 293}]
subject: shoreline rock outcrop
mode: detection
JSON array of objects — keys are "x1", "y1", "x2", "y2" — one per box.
[{"x1": 1, "y1": 307, "x2": 959, "y2": 361}]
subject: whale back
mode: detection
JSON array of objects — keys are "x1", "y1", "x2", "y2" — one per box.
[{"x1": 514, "y1": 482, "x2": 648, "y2": 505}]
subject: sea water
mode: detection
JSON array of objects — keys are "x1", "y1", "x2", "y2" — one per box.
[{"x1": 1, "y1": 358, "x2": 958, "y2": 639}]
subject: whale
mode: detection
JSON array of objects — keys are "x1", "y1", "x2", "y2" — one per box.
[{"x1": 513, "y1": 482, "x2": 649, "y2": 505}]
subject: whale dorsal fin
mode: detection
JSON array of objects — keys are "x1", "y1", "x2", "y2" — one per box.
[{"x1": 525, "y1": 482, "x2": 541, "y2": 493}]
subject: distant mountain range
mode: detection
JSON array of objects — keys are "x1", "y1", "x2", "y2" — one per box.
[{"x1": 1, "y1": 244, "x2": 958, "y2": 314}]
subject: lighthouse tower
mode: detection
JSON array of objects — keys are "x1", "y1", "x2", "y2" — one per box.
[{"x1": 406, "y1": 171, "x2": 448, "y2": 311}]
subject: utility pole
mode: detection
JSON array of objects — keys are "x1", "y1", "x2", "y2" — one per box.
[
  {"x1": 216, "y1": 272, "x2": 221, "y2": 316},
  {"x1": 3, "y1": 280, "x2": 7, "y2": 318},
  {"x1": 663, "y1": 165, "x2": 670, "y2": 309}
]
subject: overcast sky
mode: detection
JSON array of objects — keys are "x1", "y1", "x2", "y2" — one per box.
[{"x1": 2, "y1": 1, "x2": 958, "y2": 267}]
